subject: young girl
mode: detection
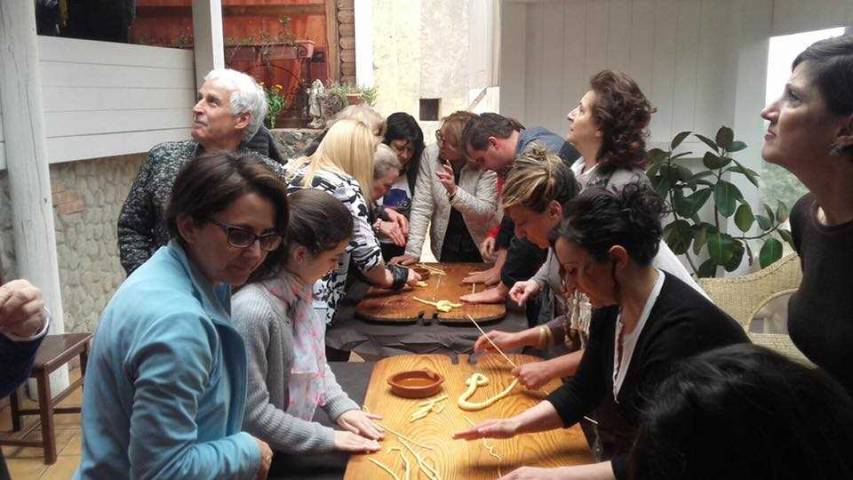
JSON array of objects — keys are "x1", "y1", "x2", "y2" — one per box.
[{"x1": 232, "y1": 189, "x2": 384, "y2": 458}]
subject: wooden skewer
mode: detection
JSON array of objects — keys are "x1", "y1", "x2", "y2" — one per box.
[{"x1": 465, "y1": 314, "x2": 518, "y2": 369}]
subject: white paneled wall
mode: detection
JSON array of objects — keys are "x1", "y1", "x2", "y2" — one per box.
[
  {"x1": 0, "y1": 37, "x2": 195, "y2": 169},
  {"x1": 500, "y1": 0, "x2": 741, "y2": 145}
]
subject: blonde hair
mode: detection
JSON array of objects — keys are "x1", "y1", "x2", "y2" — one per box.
[
  {"x1": 502, "y1": 145, "x2": 580, "y2": 212},
  {"x1": 331, "y1": 104, "x2": 385, "y2": 137},
  {"x1": 439, "y1": 111, "x2": 476, "y2": 151},
  {"x1": 302, "y1": 119, "x2": 376, "y2": 198}
]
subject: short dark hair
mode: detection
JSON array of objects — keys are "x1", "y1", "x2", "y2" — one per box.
[
  {"x1": 461, "y1": 112, "x2": 525, "y2": 152},
  {"x1": 382, "y1": 112, "x2": 425, "y2": 182},
  {"x1": 630, "y1": 344, "x2": 853, "y2": 480},
  {"x1": 284, "y1": 189, "x2": 353, "y2": 256},
  {"x1": 166, "y1": 151, "x2": 289, "y2": 279},
  {"x1": 550, "y1": 183, "x2": 666, "y2": 266},
  {"x1": 793, "y1": 34, "x2": 853, "y2": 156},
  {"x1": 588, "y1": 70, "x2": 655, "y2": 174}
]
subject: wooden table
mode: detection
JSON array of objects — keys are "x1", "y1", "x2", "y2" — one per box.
[{"x1": 344, "y1": 354, "x2": 593, "y2": 480}]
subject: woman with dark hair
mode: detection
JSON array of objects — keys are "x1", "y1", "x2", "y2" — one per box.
[
  {"x1": 378, "y1": 112, "x2": 427, "y2": 259},
  {"x1": 760, "y1": 34, "x2": 853, "y2": 394},
  {"x1": 233, "y1": 189, "x2": 383, "y2": 463},
  {"x1": 455, "y1": 184, "x2": 748, "y2": 480},
  {"x1": 392, "y1": 110, "x2": 500, "y2": 265},
  {"x1": 630, "y1": 344, "x2": 853, "y2": 479},
  {"x1": 77, "y1": 151, "x2": 287, "y2": 479}
]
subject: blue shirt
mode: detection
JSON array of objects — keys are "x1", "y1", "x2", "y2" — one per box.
[{"x1": 75, "y1": 241, "x2": 260, "y2": 480}]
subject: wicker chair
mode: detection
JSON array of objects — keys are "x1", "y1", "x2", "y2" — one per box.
[{"x1": 698, "y1": 253, "x2": 813, "y2": 366}]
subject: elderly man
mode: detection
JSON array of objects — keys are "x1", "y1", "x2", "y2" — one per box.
[
  {"x1": 117, "y1": 68, "x2": 285, "y2": 275},
  {"x1": 1, "y1": 279, "x2": 49, "y2": 480}
]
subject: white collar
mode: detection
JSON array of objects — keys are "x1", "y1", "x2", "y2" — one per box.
[{"x1": 612, "y1": 269, "x2": 665, "y2": 400}]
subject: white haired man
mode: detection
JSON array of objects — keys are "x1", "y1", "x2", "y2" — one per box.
[{"x1": 118, "y1": 68, "x2": 286, "y2": 275}]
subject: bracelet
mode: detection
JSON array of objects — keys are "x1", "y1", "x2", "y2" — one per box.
[
  {"x1": 537, "y1": 326, "x2": 547, "y2": 349},
  {"x1": 388, "y1": 264, "x2": 409, "y2": 291}
]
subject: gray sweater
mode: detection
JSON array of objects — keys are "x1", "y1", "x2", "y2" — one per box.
[{"x1": 231, "y1": 281, "x2": 359, "y2": 453}]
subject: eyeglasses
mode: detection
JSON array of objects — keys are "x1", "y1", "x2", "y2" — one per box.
[{"x1": 206, "y1": 218, "x2": 283, "y2": 251}]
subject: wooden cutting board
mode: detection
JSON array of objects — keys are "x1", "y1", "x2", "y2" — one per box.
[
  {"x1": 355, "y1": 263, "x2": 505, "y2": 324},
  {"x1": 344, "y1": 354, "x2": 593, "y2": 480}
]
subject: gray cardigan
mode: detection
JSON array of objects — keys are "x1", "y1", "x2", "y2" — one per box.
[{"x1": 231, "y1": 281, "x2": 359, "y2": 453}]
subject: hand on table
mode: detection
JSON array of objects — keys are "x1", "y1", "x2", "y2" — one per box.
[
  {"x1": 460, "y1": 285, "x2": 507, "y2": 304},
  {"x1": 253, "y1": 436, "x2": 273, "y2": 480},
  {"x1": 498, "y1": 466, "x2": 573, "y2": 480},
  {"x1": 508, "y1": 280, "x2": 541, "y2": 306},
  {"x1": 474, "y1": 330, "x2": 525, "y2": 353},
  {"x1": 389, "y1": 254, "x2": 418, "y2": 266},
  {"x1": 405, "y1": 268, "x2": 422, "y2": 287},
  {"x1": 462, "y1": 267, "x2": 501, "y2": 286},
  {"x1": 333, "y1": 430, "x2": 382, "y2": 453},
  {"x1": 479, "y1": 237, "x2": 497, "y2": 262},
  {"x1": 0, "y1": 279, "x2": 48, "y2": 338},
  {"x1": 512, "y1": 361, "x2": 555, "y2": 390},
  {"x1": 337, "y1": 409, "x2": 385, "y2": 440},
  {"x1": 452, "y1": 418, "x2": 521, "y2": 441}
]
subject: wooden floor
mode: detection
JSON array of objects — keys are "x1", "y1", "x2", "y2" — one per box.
[{"x1": 1, "y1": 365, "x2": 83, "y2": 480}]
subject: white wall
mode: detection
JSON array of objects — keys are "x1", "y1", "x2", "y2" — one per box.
[{"x1": 0, "y1": 37, "x2": 194, "y2": 170}]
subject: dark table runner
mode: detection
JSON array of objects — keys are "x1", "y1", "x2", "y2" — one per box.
[{"x1": 268, "y1": 361, "x2": 374, "y2": 480}]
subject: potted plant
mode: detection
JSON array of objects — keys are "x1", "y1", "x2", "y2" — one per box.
[
  {"x1": 263, "y1": 84, "x2": 288, "y2": 129},
  {"x1": 647, "y1": 126, "x2": 793, "y2": 278}
]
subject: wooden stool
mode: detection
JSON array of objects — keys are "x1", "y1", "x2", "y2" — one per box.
[{"x1": 0, "y1": 333, "x2": 91, "y2": 464}]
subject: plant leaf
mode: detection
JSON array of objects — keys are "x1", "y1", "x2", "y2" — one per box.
[
  {"x1": 647, "y1": 148, "x2": 668, "y2": 165},
  {"x1": 670, "y1": 152, "x2": 695, "y2": 161},
  {"x1": 707, "y1": 232, "x2": 735, "y2": 266},
  {"x1": 692, "y1": 224, "x2": 709, "y2": 255},
  {"x1": 726, "y1": 163, "x2": 760, "y2": 187},
  {"x1": 702, "y1": 151, "x2": 732, "y2": 170},
  {"x1": 778, "y1": 228, "x2": 795, "y2": 250},
  {"x1": 663, "y1": 219, "x2": 693, "y2": 255},
  {"x1": 724, "y1": 240, "x2": 745, "y2": 272},
  {"x1": 714, "y1": 181, "x2": 742, "y2": 217},
  {"x1": 698, "y1": 259, "x2": 718, "y2": 278},
  {"x1": 646, "y1": 161, "x2": 662, "y2": 178},
  {"x1": 675, "y1": 165, "x2": 694, "y2": 183},
  {"x1": 728, "y1": 140, "x2": 747, "y2": 152},
  {"x1": 675, "y1": 188, "x2": 712, "y2": 218},
  {"x1": 755, "y1": 214, "x2": 772, "y2": 231},
  {"x1": 671, "y1": 131, "x2": 691, "y2": 150},
  {"x1": 715, "y1": 126, "x2": 734, "y2": 150},
  {"x1": 694, "y1": 133, "x2": 719, "y2": 152},
  {"x1": 734, "y1": 203, "x2": 755, "y2": 232},
  {"x1": 776, "y1": 201, "x2": 789, "y2": 223},
  {"x1": 763, "y1": 204, "x2": 776, "y2": 224},
  {"x1": 759, "y1": 238, "x2": 783, "y2": 268}
]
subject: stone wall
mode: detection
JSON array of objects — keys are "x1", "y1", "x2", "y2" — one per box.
[
  {"x1": 338, "y1": 0, "x2": 357, "y2": 85},
  {"x1": 0, "y1": 154, "x2": 143, "y2": 334}
]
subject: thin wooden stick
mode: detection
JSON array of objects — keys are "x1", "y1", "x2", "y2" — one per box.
[{"x1": 465, "y1": 314, "x2": 518, "y2": 368}]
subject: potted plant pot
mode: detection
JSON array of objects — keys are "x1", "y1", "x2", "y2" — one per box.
[{"x1": 346, "y1": 93, "x2": 364, "y2": 105}]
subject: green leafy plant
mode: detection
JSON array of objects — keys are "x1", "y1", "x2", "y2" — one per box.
[
  {"x1": 647, "y1": 126, "x2": 794, "y2": 278},
  {"x1": 360, "y1": 85, "x2": 378, "y2": 106},
  {"x1": 263, "y1": 84, "x2": 287, "y2": 129}
]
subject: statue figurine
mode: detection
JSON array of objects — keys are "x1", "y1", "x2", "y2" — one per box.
[{"x1": 307, "y1": 79, "x2": 326, "y2": 129}]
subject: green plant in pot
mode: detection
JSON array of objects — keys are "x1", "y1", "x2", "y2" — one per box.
[
  {"x1": 646, "y1": 126, "x2": 794, "y2": 278},
  {"x1": 263, "y1": 84, "x2": 287, "y2": 129}
]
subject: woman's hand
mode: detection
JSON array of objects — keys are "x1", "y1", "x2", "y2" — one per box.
[
  {"x1": 336, "y1": 409, "x2": 385, "y2": 440},
  {"x1": 253, "y1": 436, "x2": 273, "y2": 480},
  {"x1": 480, "y1": 237, "x2": 497, "y2": 262},
  {"x1": 376, "y1": 220, "x2": 406, "y2": 247},
  {"x1": 462, "y1": 266, "x2": 501, "y2": 286},
  {"x1": 436, "y1": 163, "x2": 457, "y2": 196},
  {"x1": 498, "y1": 466, "x2": 571, "y2": 480},
  {"x1": 384, "y1": 208, "x2": 409, "y2": 237},
  {"x1": 512, "y1": 362, "x2": 556, "y2": 390},
  {"x1": 389, "y1": 254, "x2": 418, "y2": 266},
  {"x1": 508, "y1": 280, "x2": 541, "y2": 306},
  {"x1": 333, "y1": 431, "x2": 382, "y2": 453},
  {"x1": 452, "y1": 418, "x2": 521, "y2": 441},
  {"x1": 405, "y1": 268, "x2": 422, "y2": 287},
  {"x1": 474, "y1": 330, "x2": 524, "y2": 353},
  {"x1": 460, "y1": 285, "x2": 507, "y2": 304}
]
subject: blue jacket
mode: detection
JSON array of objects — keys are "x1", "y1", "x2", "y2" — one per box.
[{"x1": 75, "y1": 241, "x2": 260, "y2": 479}]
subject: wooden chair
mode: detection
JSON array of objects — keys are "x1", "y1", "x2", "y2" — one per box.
[
  {"x1": 0, "y1": 333, "x2": 92, "y2": 464},
  {"x1": 698, "y1": 253, "x2": 812, "y2": 365}
]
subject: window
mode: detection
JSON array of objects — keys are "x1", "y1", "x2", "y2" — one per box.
[{"x1": 419, "y1": 98, "x2": 440, "y2": 121}]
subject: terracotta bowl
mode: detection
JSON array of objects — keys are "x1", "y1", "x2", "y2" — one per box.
[
  {"x1": 412, "y1": 266, "x2": 431, "y2": 280},
  {"x1": 387, "y1": 370, "x2": 444, "y2": 398}
]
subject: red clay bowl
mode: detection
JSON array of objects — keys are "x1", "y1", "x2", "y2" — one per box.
[
  {"x1": 387, "y1": 370, "x2": 444, "y2": 398},
  {"x1": 412, "y1": 266, "x2": 431, "y2": 280}
]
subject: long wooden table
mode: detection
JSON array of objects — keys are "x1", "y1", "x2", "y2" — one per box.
[{"x1": 344, "y1": 354, "x2": 593, "y2": 480}]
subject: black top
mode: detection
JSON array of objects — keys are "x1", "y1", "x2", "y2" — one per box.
[
  {"x1": 546, "y1": 272, "x2": 749, "y2": 480},
  {"x1": 440, "y1": 163, "x2": 482, "y2": 262},
  {"x1": 788, "y1": 194, "x2": 853, "y2": 394}
]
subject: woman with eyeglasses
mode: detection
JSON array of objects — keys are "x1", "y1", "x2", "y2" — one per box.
[
  {"x1": 232, "y1": 189, "x2": 384, "y2": 469},
  {"x1": 76, "y1": 151, "x2": 287, "y2": 480},
  {"x1": 455, "y1": 184, "x2": 748, "y2": 480},
  {"x1": 390, "y1": 111, "x2": 500, "y2": 266}
]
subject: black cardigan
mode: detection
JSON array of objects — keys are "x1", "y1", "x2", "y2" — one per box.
[{"x1": 546, "y1": 272, "x2": 749, "y2": 479}]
